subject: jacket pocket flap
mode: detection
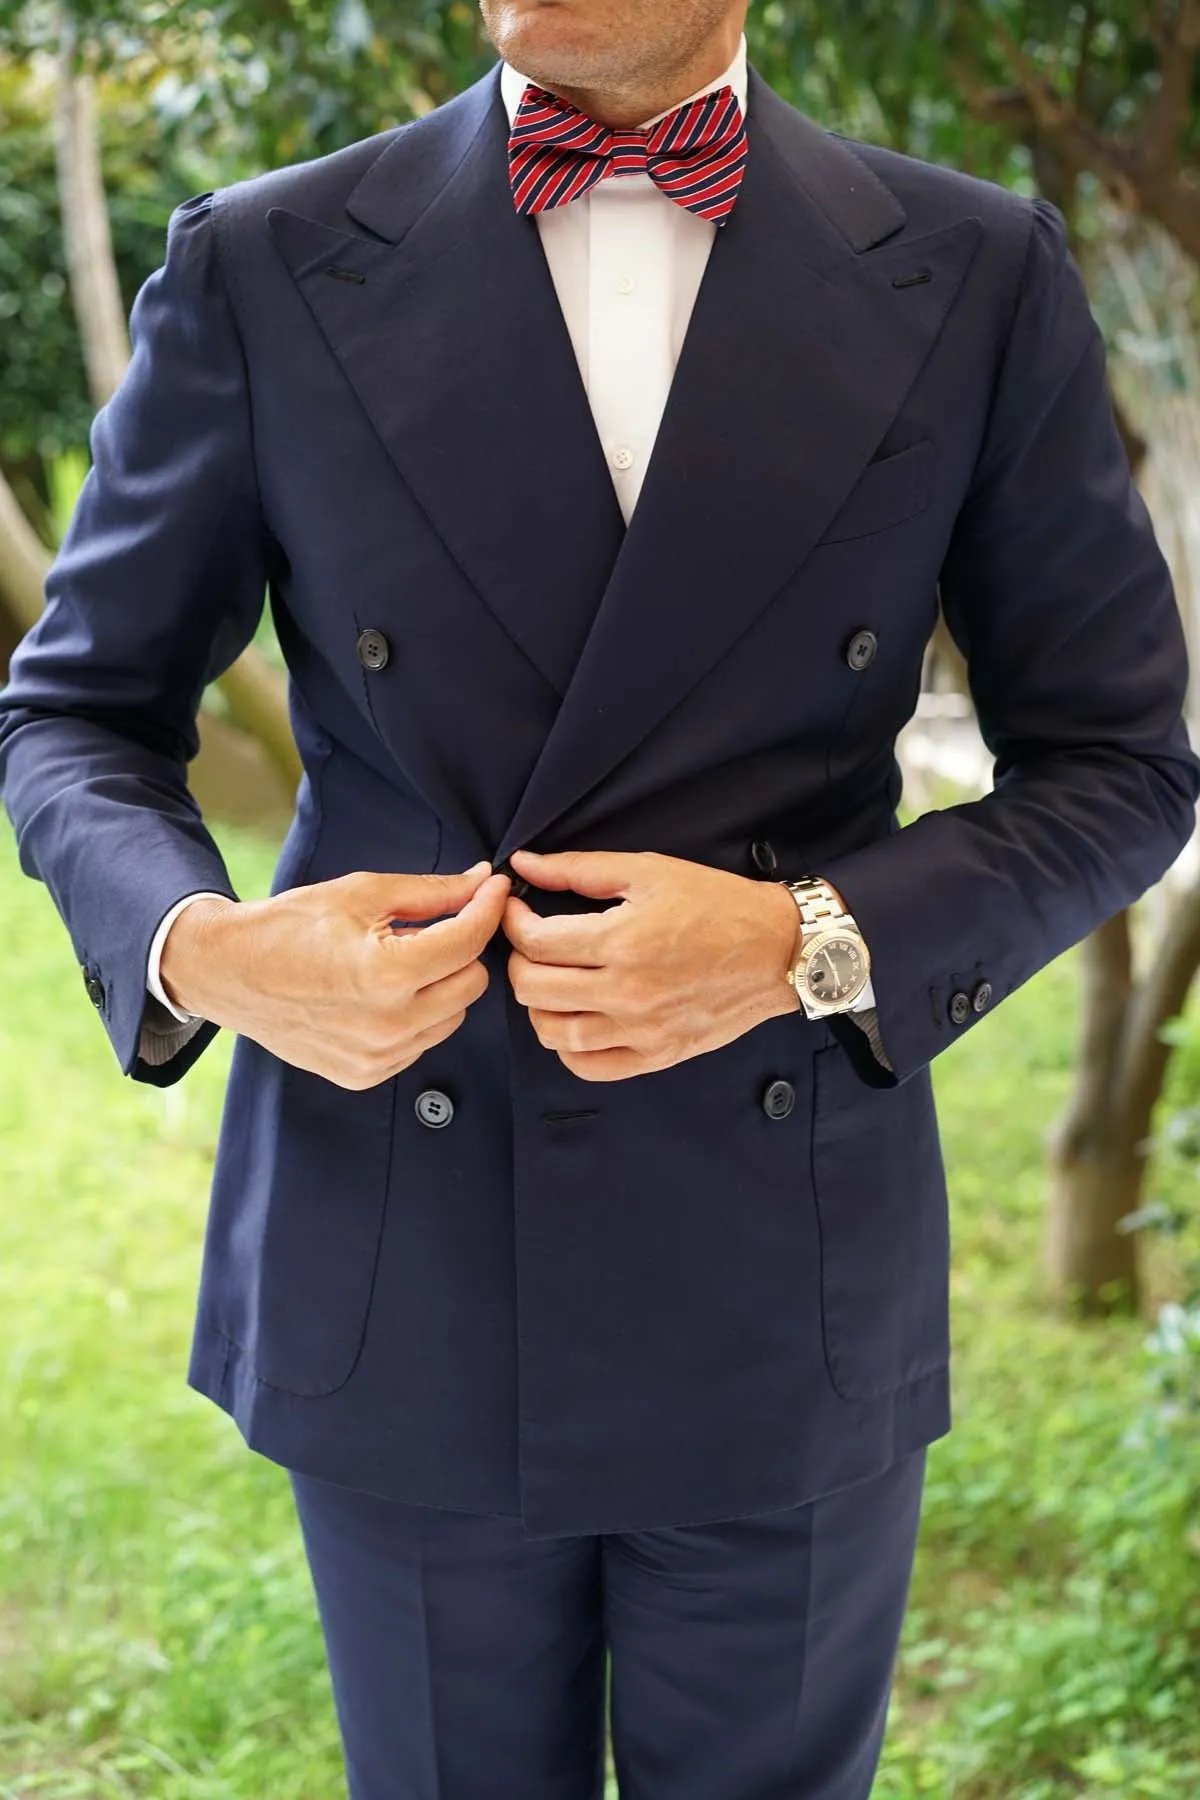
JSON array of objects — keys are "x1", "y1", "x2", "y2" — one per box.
[{"x1": 818, "y1": 439, "x2": 934, "y2": 546}]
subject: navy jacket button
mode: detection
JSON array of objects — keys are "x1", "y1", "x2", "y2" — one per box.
[
  {"x1": 948, "y1": 990, "x2": 972, "y2": 1027},
  {"x1": 415, "y1": 1089, "x2": 455, "y2": 1129},
  {"x1": 972, "y1": 981, "x2": 993, "y2": 1014},
  {"x1": 494, "y1": 859, "x2": 534, "y2": 900},
  {"x1": 357, "y1": 628, "x2": 391, "y2": 672},
  {"x1": 845, "y1": 630, "x2": 878, "y2": 671},
  {"x1": 750, "y1": 838, "x2": 778, "y2": 875},
  {"x1": 762, "y1": 1079, "x2": 795, "y2": 1120}
]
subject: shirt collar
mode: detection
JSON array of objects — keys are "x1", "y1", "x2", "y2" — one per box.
[{"x1": 499, "y1": 32, "x2": 748, "y2": 131}]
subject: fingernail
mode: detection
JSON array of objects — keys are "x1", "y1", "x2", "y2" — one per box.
[{"x1": 464, "y1": 860, "x2": 492, "y2": 876}]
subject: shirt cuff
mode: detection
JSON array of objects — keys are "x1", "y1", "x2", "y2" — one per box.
[{"x1": 147, "y1": 891, "x2": 227, "y2": 1023}]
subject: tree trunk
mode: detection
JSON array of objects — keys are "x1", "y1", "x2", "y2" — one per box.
[
  {"x1": 0, "y1": 467, "x2": 52, "y2": 631},
  {"x1": 12, "y1": 17, "x2": 301, "y2": 795},
  {"x1": 217, "y1": 649, "x2": 302, "y2": 793},
  {"x1": 1046, "y1": 912, "x2": 1141, "y2": 1312},
  {"x1": 3, "y1": 451, "x2": 300, "y2": 789},
  {"x1": 192, "y1": 710, "x2": 295, "y2": 835},
  {"x1": 54, "y1": 11, "x2": 129, "y2": 408},
  {"x1": 0, "y1": 596, "x2": 23, "y2": 674},
  {"x1": 1047, "y1": 878, "x2": 1200, "y2": 1313},
  {"x1": 927, "y1": 608, "x2": 968, "y2": 695}
]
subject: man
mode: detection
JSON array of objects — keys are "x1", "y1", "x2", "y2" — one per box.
[{"x1": 1, "y1": 0, "x2": 1196, "y2": 1793}]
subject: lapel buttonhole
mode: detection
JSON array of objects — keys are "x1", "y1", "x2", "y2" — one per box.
[
  {"x1": 325, "y1": 264, "x2": 367, "y2": 284},
  {"x1": 892, "y1": 268, "x2": 933, "y2": 290}
]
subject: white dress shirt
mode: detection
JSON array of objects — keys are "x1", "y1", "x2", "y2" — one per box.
[
  {"x1": 499, "y1": 42, "x2": 750, "y2": 524},
  {"x1": 146, "y1": 33, "x2": 882, "y2": 1052}
]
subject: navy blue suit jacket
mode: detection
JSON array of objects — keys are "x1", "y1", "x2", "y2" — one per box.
[{"x1": 2, "y1": 64, "x2": 1197, "y2": 1536}]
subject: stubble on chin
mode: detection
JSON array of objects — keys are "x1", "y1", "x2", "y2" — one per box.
[{"x1": 481, "y1": 1, "x2": 619, "y2": 88}]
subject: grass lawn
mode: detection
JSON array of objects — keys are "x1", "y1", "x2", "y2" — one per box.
[{"x1": 0, "y1": 818, "x2": 1197, "y2": 1798}]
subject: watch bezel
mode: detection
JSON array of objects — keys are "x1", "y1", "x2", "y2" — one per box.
[{"x1": 793, "y1": 925, "x2": 872, "y2": 1014}]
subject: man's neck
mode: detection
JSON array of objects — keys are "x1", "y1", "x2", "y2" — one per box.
[{"x1": 540, "y1": 28, "x2": 743, "y2": 130}]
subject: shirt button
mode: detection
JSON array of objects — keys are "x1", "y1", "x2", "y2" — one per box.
[
  {"x1": 615, "y1": 272, "x2": 637, "y2": 295},
  {"x1": 610, "y1": 446, "x2": 635, "y2": 473}
]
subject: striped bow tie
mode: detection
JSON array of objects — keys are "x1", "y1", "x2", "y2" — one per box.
[{"x1": 508, "y1": 83, "x2": 748, "y2": 226}]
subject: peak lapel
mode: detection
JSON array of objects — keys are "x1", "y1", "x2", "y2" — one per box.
[
  {"x1": 495, "y1": 74, "x2": 982, "y2": 863},
  {"x1": 267, "y1": 66, "x2": 626, "y2": 703}
]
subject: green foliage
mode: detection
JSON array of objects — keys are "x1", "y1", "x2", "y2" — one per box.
[
  {"x1": 3, "y1": 2, "x2": 495, "y2": 169},
  {"x1": 746, "y1": 0, "x2": 1027, "y2": 181},
  {"x1": 44, "y1": 444, "x2": 90, "y2": 544},
  {"x1": 0, "y1": 4, "x2": 494, "y2": 482},
  {"x1": 0, "y1": 57, "x2": 224, "y2": 468},
  {"x1": 0, "y1": 63, "x2": 91, "y2": 466},
  {"x1": 747, "y1": 0, "x2": 1195, "y2": 188},
  {"x1": 1, "y1": 820, "x2": 1199, "y2": 1795},
  {"x1": 1124, "y1": 1007, "x2": 1200, "y2": 1445}
]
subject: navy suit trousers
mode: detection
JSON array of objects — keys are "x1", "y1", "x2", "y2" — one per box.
[{"x1": 288, "y1": 1450, "x2": 926, "y2": 1800}]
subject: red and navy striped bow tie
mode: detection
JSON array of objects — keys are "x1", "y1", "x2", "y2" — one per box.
[{"x1": 509, "y1": 83, "x2": 748, "y2": 226}]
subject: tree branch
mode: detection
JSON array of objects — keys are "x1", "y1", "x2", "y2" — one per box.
[
  {"x1": 1075, "y1": 1, "x2": 1099, "y2": 110},
  {"x1": 1115, "y1": 871, "x2": 1200, "y2": 1166},
  {"x1": 950, "y1": 20, "x2": 1200, "y2": 236},
  {"x1": 985, "y1": 20, "x2": 1141, "y2": 207},
  {"x1": 1140, "y1": 0, "x2": 1200, "y2": 177}
]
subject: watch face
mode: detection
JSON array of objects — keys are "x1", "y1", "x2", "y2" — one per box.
[{"x1": 804, "y1": 933, "x2": 868, "y2": 1006}]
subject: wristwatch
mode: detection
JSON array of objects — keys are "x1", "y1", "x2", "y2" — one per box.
[{"x1": 780, "y1": 876, "x2": 872, "y2": 1019}]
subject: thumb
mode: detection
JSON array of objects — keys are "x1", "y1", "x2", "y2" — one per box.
[
  {"x1": 354, "y1": 863, "x2": 497, "y2": 927},
  {"x1": 508, "y1": 849, "x2": 634, "y2": 900}
]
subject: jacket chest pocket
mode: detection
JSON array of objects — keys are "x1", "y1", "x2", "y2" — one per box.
[
  {"x1": 816, "y1": 439, "x2": 934, "y2": 546},
  {"x1": 810, "y1": 1041, "x2": 950, "y2": 1400}
]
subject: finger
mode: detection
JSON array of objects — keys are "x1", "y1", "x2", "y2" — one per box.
[
  {"x1": 402, "y1": 957, "x2": 490, "y2": 1033},
  {"x1": 502, "y1": 894, "x2": 612, "y2": 967},
  {"x1": 353, "y1": 863, "x2": 495, "y2": 929},
  {"x1": 508, "y1": 849, "x2": 637, "y2": 900},
  {"x1": 557, "y1": 1046, "x2": 650, "y2": 1083},
  {"x1": 288, "y1": 1012, "x2": 469, "y2": 1092},
  {"x1": 508, "y1": 950, "x2": 609, "y2": 1012},
  {"x1": 382, "y1": 1008, "x2": 471, "y2": 1079},
  {"x1": 397, "y1": 873, "x2": 512, "y2": 986},
  {"x1": 528, "y1": 1008, "x2": 628, "y2": 1053}
]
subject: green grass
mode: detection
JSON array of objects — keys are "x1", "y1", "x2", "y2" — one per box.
[{"x1": 0, "y1": 819, "x2": 1197, "y2": 1798}]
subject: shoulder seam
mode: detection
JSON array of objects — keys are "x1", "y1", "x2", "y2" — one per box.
[
  {"x1": 206, "y1": 188, "x2": 276, "y2": 561},
  {"x1": 993, "y1": 194, "x2": 1041, "y2": 378}
]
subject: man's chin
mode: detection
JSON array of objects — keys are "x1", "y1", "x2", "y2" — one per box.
[{"x1": 491, "y1": 17, "x2": 610, "y2": 86}]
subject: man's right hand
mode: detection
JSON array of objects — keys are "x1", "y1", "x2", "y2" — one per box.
[{"x1": 159, "y1": 863, "x2": 512, "y2": 1090}]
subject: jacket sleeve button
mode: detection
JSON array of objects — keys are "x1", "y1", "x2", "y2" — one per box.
[
  {"x1": 357, "y1": 628, "x2": 391, "y2": 672},
  {"x1": 82, "y1": 967, "x2": 105, "y2": 1010},
  {"x1": 750, "y1": 839, "x2": 779, "y2": 875},
  {"x1": 762, "y1": 1079, "x2": 796, "y2": 1120},
  {"x1": 972, "y1": 981, "x2": 993, "y2": 1014},
  {"x1": 415, "y1": 1089, "x2": 455, "y2": 1129},
  {"x1": 948, "y1": 990, "x2": 972, "y2": 1027}
]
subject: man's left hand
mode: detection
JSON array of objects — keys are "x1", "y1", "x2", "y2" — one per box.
[{"x1": 502, "y1": 848, "x2": 803, "y2": 1082}]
